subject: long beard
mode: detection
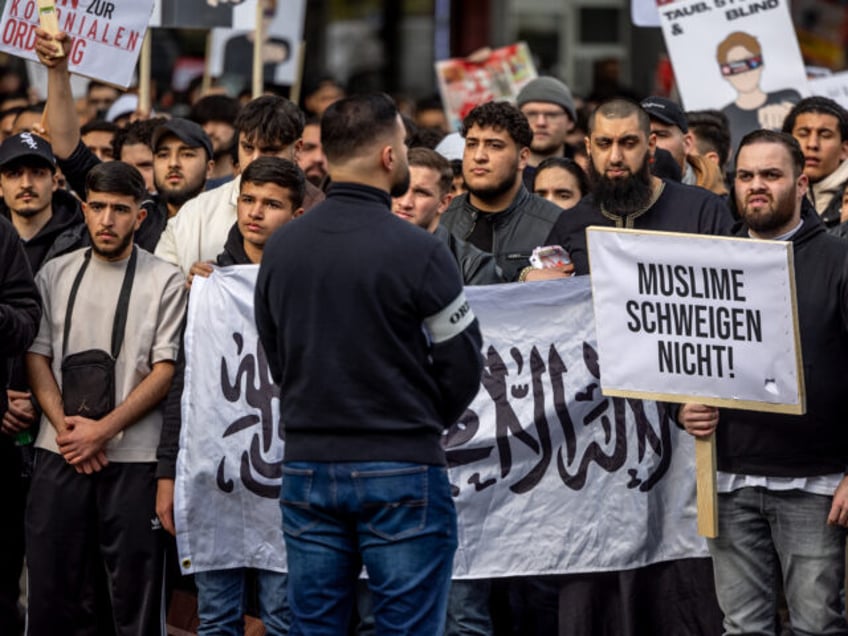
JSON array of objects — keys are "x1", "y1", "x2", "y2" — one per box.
[{"x1": 589, "y1": 154, "x2": 654, "y2": 215}]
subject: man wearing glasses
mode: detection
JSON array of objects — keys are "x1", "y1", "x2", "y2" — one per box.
[{"x1": 516, "y1": 77, "x2": 578, "y2": 186}]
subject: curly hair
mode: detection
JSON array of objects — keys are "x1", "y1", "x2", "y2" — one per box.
[{"x1": 461, "y1": 101, "x2": 533, "y2": 148}]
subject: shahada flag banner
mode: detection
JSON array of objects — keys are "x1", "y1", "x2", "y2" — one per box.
[{"x1": 176, "y1": 268, "x2": 708, "y2": 576}]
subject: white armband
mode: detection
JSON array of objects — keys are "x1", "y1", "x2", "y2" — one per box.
[{"x1": 423, "y1": 291, "x2": 475, "y2": 344}]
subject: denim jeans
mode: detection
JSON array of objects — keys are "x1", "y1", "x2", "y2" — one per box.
[
  {"x1": 709, "y1": 487, "x2": 848, "y2": 636},
  {"x1": 196, "y1": 568, "x2": 291, "y2": 636},
  {"x1": 281, "y1": 461, "x2": 457, "y2": 636}
]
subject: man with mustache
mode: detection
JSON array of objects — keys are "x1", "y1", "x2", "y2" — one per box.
[
  {"x1": 440, "y1": 101, "x2": 565, "y2": 282},
  {"x1": 24, "y1": 161, "x2": 186, "y2": 635},
  {"x1": 680, "y1": 129, "x2": 848, "y2": 635},
  {"x1": 545, "y1": 98, "x2": 733, "y2": 274},
  {"x1": 32, "y1": 28, "x2": 214, "y2": 252},
  {"x1": 540, "y1": 98, "x2": 733, "y2": 635},
  {"x1": 0, "y1": 136, "x2": 88, "y2": 603}
]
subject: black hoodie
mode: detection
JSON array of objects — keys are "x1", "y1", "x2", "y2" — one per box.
[{"x1": 717, "y1": 201, "x2": 848, "y2": 477}]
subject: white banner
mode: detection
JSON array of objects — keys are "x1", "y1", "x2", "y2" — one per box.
[
  {"x1": 175, "y1": 265, "x2": 287, "y2": 574},
  {"x1": 810, "y1": 71, "x2": 848, "y2": 111},
  {"x1": 0, "y1": 0, "x2": 154, "y2": 88},
  {"x1": 657, "y1": 0, "x2": 807, "y2": 145},
  {"x1": 176, "y1": 268, "x2": 709, "y2": 576},
  {"x1": 586, "y1": 228, "x2": 802, "y2": 413}
]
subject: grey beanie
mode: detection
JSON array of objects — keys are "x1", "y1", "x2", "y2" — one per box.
[{"x1": 516, "y1": 77, "x2": 576, "y2": 122}]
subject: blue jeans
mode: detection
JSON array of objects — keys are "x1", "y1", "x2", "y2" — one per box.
[
  {"x1": 281, "y1": 461, "x2": 457, "y2": 635},
  {"x1": 196, "y1": 568, "x2": 291, "y2": 636},
  {"x1": 709, "y1": 487, "x2": 848, "y2": 636}
]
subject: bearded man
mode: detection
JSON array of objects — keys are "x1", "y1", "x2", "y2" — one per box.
[
  {"x1": 545, "y1": 98, "x2": 733, "y2": 274},
  {"x1": 680, "y1": 129, "x2": 848, "y2": 635},
  {"x1": 539, "y1": 98, "x2": 733, "y2": 635}
]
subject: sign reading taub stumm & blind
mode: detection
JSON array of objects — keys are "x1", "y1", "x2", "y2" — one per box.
[{"x1": 587, "y1": 227, "x2": 804, "y2": 414}]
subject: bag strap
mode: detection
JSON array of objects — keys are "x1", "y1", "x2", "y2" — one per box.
[{"x1": 62, "y1": 246, "x2": 138, "y2": 360}]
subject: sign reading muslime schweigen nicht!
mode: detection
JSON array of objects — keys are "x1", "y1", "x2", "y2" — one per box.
[{"x1": 587, "y1": 227, "x2": 804, "y2": 414}]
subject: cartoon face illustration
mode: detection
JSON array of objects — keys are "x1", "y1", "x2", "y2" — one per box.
[{"x1": 716, "y1": 32, "x2": 764, "y2": 95}]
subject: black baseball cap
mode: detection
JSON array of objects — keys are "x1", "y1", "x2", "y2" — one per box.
[
  {"x1": 0, "y1": 133, "x2": 56, "y2": 172},
  {"x1": 641, "y1": 96, "x2": 689, "y2": 133},
  {"x1": 151, "y1": 118, "x2": 213, "y2": 160}
]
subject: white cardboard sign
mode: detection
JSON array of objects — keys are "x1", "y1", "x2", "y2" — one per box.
[
  {"x1": 587, "y1": 227, "x2": 803, "y2": 413},
  {"x1": 0, "y1": 0, "x2": 154, "y2": 88},
  {"x1": 656, "y1": 0, "x2": 807, "y2": 146}
]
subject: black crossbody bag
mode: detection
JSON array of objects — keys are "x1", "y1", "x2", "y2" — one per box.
[{"x1": 61, "y1": 247, "x2": 137, "y2": 419}]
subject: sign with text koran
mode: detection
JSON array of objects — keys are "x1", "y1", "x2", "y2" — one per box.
[
  {"x1": 587, "y1": 227, "x2": 804, "y2": 414},
  {"x1": 0, "y1": 0, "x2": 154, "y2": 88}
]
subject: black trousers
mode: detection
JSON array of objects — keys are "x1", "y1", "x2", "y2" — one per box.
[
  {"x1": 0, "y1": 436, "x2": 25, "y2": 636},
  {"x1": 25, "y1": 450, "x2": 165, "y2": 636}
]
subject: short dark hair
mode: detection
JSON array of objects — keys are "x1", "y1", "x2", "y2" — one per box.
[
  {"x1": 735, "y1": 129, "x2": 804, "y2": 178},
  {"x1": 534, "y1": 157, "x2": 590, "y2": 199},
  {"x1": 461, "y1": 101, "x2": 533, "y2": 148},
  {"x1": 234, "y1": 95, "x2": 304, "y2": 146},
  {"x1": 589, "y1": 98, "x2": 651, "y2": 137},
  {"x1": 240, "y1": 156, "x2": 305, "y2": 209},
  {"x1": 85, "y1": 161, "x2": 147, "y2": 203},
  {"x1": 407, "y1": 147, "x2": 452, "y2": 196},
  {"x1": 190, "y1": 94, "x2": 241, "y2": 126},
  {"x1": 80, "y1": 119, "x2": 118, "y2": 137},
  {"x1": 781, "y1": 96, "x2": 848, "y2": 142},
  {"x1": 321, "y1": 93, "x2": 400, "y2": 164},
  {"x1": 686, "y1": 109, "x2": 731, "y2": 170},
  {"x1": 113, "y1": 117, "x2": 167, "y2": 159}
]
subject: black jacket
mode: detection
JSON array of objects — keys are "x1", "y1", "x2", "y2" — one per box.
[
  {"x1": 440, "y1": 185, "x2": 563, "y2": 281},
  {"x1": 718, "y1": 203, "x2": 848, "y2": 476},
  {"x1": 0, "y1": 215, "x2": 41, "y2": 418},
  {"x1": 0, "y1": 189, "x2": 85, "y2": 273},
  {"x1": 57, "y1": 140, "x2": 168, "y2": 252},
  {"x1": 433, "y1": 225, "x2": 503, "y2": 285},
  {"x1": 255, "y1": 182, "x2": 483, "y2": 465}
]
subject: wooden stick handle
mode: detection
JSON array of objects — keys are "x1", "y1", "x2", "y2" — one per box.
[{"x1": 695, "y1": 434, "x2": 718, "y2": 538}]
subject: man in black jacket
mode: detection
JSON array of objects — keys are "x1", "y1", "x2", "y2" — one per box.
[
  {"x1": 440, "y1": 101, "x2": 564, "y2": 282},
  {"x1": 680, "y1": 130, "x2": 848, "y2": 635},
  {"x1": 393, "y1": 147, "x2": 502, "y2": 285},
  {"x1": 254, "y1": 93, "x2": 483, "y2": 634},
  {"x1": 0, "y1": 214, "x2": 40, "y2": 636}
]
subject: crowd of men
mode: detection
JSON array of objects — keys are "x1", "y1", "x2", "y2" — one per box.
[{"x1": 1, "y1": 20, "x2": 848, "y2": 636}]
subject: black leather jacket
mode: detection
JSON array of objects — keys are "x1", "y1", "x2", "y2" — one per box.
[{"x1": 440, "y1": 185, "x2": 563, "y2": 281}]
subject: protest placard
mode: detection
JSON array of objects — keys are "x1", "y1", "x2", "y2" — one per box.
[
  {"x1": 810, "y1": 71, "x2": 848, "y2": 111},
  {"x1": 150, "y1": 0, "x2": 239, "y2": 29},
  {"x1": 179, "y1": 267, "x2": 708, "y2": 576},
  {"x1": 435, "y1": 42, "x2": 537, "y2": 132},
  {"x1": 657, "y1": 0, "x2": 808, "y2": 147},
  {"x1": 587, "y1": 227, "x2": 803, "y2": 414},
  {"x1": 206, "y1": 0, "x2": 306, "y2": 88},
  {"x1": 0, "y1": 0, "x2": 153, "y2": 87}
]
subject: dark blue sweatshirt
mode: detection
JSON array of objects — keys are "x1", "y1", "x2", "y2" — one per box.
[{"x1": 255, "y1": 182, "x2": 484, "y2": 465}]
